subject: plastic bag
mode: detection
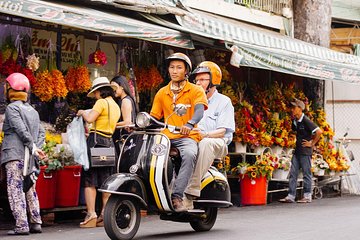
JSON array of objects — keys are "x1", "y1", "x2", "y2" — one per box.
[{"x1": 67, "y1": 117, "x2": 89, "y2": 170}]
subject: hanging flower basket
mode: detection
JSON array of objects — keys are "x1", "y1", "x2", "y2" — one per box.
[{"x1": 88, "y1": 37, "x2": 107, "y2": 66}]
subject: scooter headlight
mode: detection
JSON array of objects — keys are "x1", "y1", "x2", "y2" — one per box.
[{"x1": 136, "y1": 112, "x2": 151, "y2": 128}]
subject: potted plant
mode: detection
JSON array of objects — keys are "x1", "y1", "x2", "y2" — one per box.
[
  {"x1": 53, "y1": 144, "x2": 82, "y2": 207},
  {"x1": 36, "y1": 140, "x2": 63, "y2": 209},
  {"x1": 237, "y1": 153, "x2": 275, "y2": 205},
  {"x1": 272, "y1": 156, "x2": 291, "y2": 179}
]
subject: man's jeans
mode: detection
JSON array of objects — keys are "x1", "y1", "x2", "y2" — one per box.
[
  {"x1": 288, "y1": 154, "x2": 312, "y2": 200},
  {"x1": 170, "y1": 138, "x2": 198, "y2": 199}
]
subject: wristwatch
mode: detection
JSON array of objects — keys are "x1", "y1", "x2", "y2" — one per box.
[{"x1": 187, "y1": 120, "x2": 196, "y2": 127}]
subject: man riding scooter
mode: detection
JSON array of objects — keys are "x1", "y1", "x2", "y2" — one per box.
[
  {"x1": 184, "y1": 61, "x2": 235, "y2": 208},
  {"x1": 150, "y1": 52, "x2": 208, "y2": 212}
]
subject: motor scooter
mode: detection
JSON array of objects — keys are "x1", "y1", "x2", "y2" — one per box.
[{"x1": 99, "y1": 104, "x2": 232, "y2": 240}]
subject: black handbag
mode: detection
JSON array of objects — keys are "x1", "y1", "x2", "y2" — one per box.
[
  {"x1": 23, "y1": 147, "x2": 40, "y2": 193},
  {"x1": 90, "y1": 99, "x2": 116, "y2": 167}
]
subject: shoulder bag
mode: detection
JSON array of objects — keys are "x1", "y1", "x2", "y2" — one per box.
[{"x1": 90, "y1": 99, "x2": 116, "y2": 167}]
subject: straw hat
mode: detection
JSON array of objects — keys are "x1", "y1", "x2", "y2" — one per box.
[{"x1": 87, "y1": 77, "x2": 116, "y2": 98}]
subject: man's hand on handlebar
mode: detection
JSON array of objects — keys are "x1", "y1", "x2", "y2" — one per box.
[{"x1": 180, "y1": 125, "x2": 192, "y2": 135}]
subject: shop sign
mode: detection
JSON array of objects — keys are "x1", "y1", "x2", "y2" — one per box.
[
  {"x1": 0, "y1": 0, "x2": 194, "y2": 49},
  {"x1": 176, "y1": 11, "x2": 360, "y2": 83},
  {"x1": 31, "y1": 29, "x2": 84, "y2": 70},
  {"x1": 234, "y1": 43, "x2": 360, "y2": 84}
]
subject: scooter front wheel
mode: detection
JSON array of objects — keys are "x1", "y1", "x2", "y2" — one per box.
[
  {"x1": 104, "y1": 195, "x2": 141, "y2": 240},
  {"x1": 190, "y1": 207, "x2": 218, "y2": 232}
]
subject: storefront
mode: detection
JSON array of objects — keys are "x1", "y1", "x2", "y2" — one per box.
[
  {"x1": 1, "y1": 0, "x2": 360, "y2": 212},
  {"x1": 0, "y1": 0, "x2": 196, "y2": 212}
]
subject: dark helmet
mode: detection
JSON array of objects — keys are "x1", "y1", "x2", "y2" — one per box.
[
  {"x1": 190, "y1": 61, "x2": 222, "y2": 86},
  {"x1": 165, "y1": 52, "x2": 192, "y2": 74}
]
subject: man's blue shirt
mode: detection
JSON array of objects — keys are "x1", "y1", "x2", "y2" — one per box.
[{"x1": 198, "y1": 90, "x2": 235, "y2": 144}]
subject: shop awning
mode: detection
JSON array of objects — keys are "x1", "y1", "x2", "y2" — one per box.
[
  {"x1": 143, "y1": 10, "x2": 360, "y2": 84},
  {"x1": 0, "y1": 0, "x2": 194, "y2": 49}
]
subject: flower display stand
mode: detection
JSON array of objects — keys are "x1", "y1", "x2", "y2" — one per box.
[
  {"x1": 240, "y1": 175, "x2": 267, "y2": 205},
  {"x1": 55, "y1": 165, "x2": 82, "y2": 207},
  {"x1": 272, "y1": 169, "x2": 289, "y2": 180},
  {"x1": 36, "y1": 166, "x2": 58, "y2": 209},
  {"x1": 253, "y1": 146, "x2": 272, "y2": 156},
  {"x1": 235, "y1": 142, "x2": 247, "y2": 153}
]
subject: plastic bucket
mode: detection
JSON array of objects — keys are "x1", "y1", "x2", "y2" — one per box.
[
  {"x1": 240, "y1": 175, "x2": 267, "y2": 205},
  {"x1": 55, "y1": 165, "x2": 82, "y2": 207},
  {"x1": 36, "y1": 166, "x2": 57, "y2": 209}
]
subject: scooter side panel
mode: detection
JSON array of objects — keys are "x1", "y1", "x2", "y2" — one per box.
[
  {"x1": 99, "y1": 173, "x2": 147, "y2": 206},
  {"x1": 117, "y1": 133, "x2": 145, "y2": 173},
  {"x1": 142, "y1": 133, "x2": 174, "y2": 212},
  {"x1": 197, "y1": 168, "x2": 232, "y2": 207}
]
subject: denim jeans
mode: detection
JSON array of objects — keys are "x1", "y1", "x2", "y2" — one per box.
[
  {"x1": 288, "y1": 154, "x2": 312, "y2": 199},
  {"x1": 170, "y1": 138, "x2": 198, "y2": 199}
]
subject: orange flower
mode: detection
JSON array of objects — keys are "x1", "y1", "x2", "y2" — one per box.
[
  {"x1": 134, "y1": 65, "x2": 163, "y2": 92},
  {"x1": 33, "y1": 69, "x2": 68, "y2": 101},
  {"x1": 65, "y1": 65, "x2": 91, "y2": 93}
]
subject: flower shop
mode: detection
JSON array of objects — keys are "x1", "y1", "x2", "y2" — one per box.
[
  {"x1": 0, "y1": 1, "x2": 195, "y2": 214},
  {"x1": 202, "y1": 48, "x2": 357, "y2": 206},
  {"x1": 0, "y1": 0, "x2": 359, "y2": 218}
]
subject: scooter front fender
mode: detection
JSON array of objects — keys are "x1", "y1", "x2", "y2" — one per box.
[{"x1": 99, "y1": 173, "x2": 147, "y2": 207}]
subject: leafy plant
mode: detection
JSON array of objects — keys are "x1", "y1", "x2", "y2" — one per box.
[
  {"x1": 237, "y1": 152, "x2": 276, "y2": 180},
  {"x1": 40, "y1": 140, "x2": 63, "y2": 172}
]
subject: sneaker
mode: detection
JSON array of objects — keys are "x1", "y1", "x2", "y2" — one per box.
[
  {"x1": 279, "y1": 196, "x2": 295, "y2": 203},
  {"x1": 297, "y1": 197, "x2": 312, "y2": 203},
  {"x1": 29, "y1": 223, "x2": 42, "y2": 233},
  {"x1": 7, "y1": 229, "x2": 30, "y2": 235},
  {"x1": 172, "y1": 197, "x2": 187, "y2": 212}
]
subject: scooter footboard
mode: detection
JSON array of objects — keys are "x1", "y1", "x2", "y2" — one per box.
[{"x1": 99, "y1": 173, "x2": 147, "y2": 207}]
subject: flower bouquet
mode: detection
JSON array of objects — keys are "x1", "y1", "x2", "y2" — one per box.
[
  {"x1": 237, "y1": 152, "x2": 276, "y2": 180},
  {"x1": 312, "y1": 153, "x2": 329, "y2": 176},
  {"x1": 272, "y1": 155, "x2": 291, "y2": 179},
  {"x1": 88, "y1": 39, "x2": 107, "y2": 66}
]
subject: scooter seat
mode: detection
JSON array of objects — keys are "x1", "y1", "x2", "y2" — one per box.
[{"x1": 169, "y1": 147, "x2": 180, "y2": 158}]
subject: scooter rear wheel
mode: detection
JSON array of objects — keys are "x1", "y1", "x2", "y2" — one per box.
[
  {"x1": 104, "y1": 195, "x2": 141, "y2": 240},
  {"x1": 190, "y1": 207, "x2": 218, "y2": 232}
]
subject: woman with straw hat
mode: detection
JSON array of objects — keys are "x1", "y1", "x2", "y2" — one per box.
[{"x1": 77, "y1": 76, "x2": 120, "y2": 228}]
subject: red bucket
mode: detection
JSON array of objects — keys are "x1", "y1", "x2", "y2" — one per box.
[
  {"x1": 240, "y1": 175, "x2": 267, "y2": 205},
  {"x1": 36, "y1": 166, "x2": 57, "y2": 209},
  {"x1": 55, "y1": 165, "x2": 82, "y2": 207}
]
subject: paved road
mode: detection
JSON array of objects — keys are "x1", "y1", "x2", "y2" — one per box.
[{"x1": 1, "y1": 196, "x2": 360, "y2": 240}]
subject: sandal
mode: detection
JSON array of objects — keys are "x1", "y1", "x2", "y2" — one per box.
[
  {"x1": 96, "y1": 214, "x2": 104, "y2": 227},
  {"x1": 80, "y1": 212, "x2": 97, "y2": 228}
]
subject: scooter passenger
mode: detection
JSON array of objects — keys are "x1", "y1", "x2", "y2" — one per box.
[
  {"x1": 184, "y1": 61, "x2": 235, "y2": 208},
  {"x1": 150, "y1": 53, "x2": 208, "y2": 212}
]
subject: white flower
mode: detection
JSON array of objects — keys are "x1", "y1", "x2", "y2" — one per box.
[{"x1": 26, "y1": 53, "x2": 40, "y2": 72}]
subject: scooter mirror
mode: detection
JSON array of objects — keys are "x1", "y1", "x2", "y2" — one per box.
[{"x1": 174, "y1": 104, "x2": 188, "y2": 116}]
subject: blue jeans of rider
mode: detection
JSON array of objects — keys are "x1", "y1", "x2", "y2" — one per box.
[
  {"x1": 170, "y1": 138, "x2": 198, "y2": 199},
  {"x1": 288, "y1": 154, "x2": 312, "y2": 200}
]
